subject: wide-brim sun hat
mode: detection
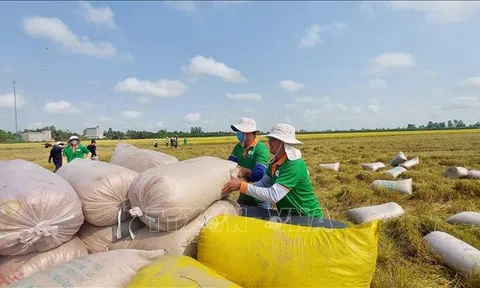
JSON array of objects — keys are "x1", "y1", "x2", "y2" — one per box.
[
  {"x1": 56, "y1": 141, "x2": 64, "y2": 146},
  {"x1": 264, "y1": 123, "x2": 303, "y2": 160},
  {"x1": 231, "y1": 118, "x2": 260, "y2": 133},
  {"x1": 68, "y1": 135, "x2": 79, "y2": 142},
  {"x1": 263, "y1": 123, "x2": 303, "y2": 145}
]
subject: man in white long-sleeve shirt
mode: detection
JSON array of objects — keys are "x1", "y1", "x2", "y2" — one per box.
[{"x1": 222, "y1": 123, "x2": 323, "y2": 219}]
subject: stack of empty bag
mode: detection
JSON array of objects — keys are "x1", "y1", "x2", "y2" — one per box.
[
  {"x1": 110, "y1": 142, "x2": 179, "y2": 172},
  {"x1": 0, "y1": 159, "x2": 87, "y2": 285},
  {"x1": 444, "y1": 166, "x2": 480, "y2": 179},
  {"x1": 78, "y1": 155, "x2": 241, "y2": 258}
]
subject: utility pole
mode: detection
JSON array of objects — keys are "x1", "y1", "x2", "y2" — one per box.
[{"x1": 13, "y1": 80, "x2": 18, "y2": 134}]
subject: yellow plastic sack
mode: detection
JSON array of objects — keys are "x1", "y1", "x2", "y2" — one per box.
[
  {"x1": 127, "y1": 255, "x2": 241, "y2": 288},
  {"x1": 197, "y1": 215, "x2": 380, "y2": 288}
]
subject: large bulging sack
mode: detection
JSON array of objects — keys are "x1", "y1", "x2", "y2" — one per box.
[
  {"x1": 370, "y1": 178, "x2": 413, "y2": 195},
  {"x1": 346, "y1": 202, "x2": 404, "y2": 224},
  {"x1": 399, "y1": 157, "x2": 420, "y2": 169},
  {"x1": 56, "y1": 159, "x2": 138, "y2": 227},
  {"x1": 390, "y1": 151, "x2": 407, "y2": 167},
  {"x1": 468, "y1": 170, "x2": 480, "y2": 179},
  {"x1": 444, "y1": 166, "x2": 469, "y2": 179},
  {"x1": 385, "y1": 166, "x2": 407, "y2": 179},
  {"x1": 319, "y1": 162, "x2": 340, "y2": 172},
  {"x1": 361, "y1": 162, "x2": 385, "y2": 172},
  {"x1": 8, "y1": 249, "x2": 166, "y2": 288},
  {"x1": 0, "y1": 237, "x2": 88, "y2": 286},
  {"x1": 111, "y1": 200, "x2": 240, "y2": 258},
  {"x1": 128, "y1": 156, "x2": 239, "y2": 231},
  {"x1": 424, "y1": 231, "x2": 480, "y2": 277},
  {"x1": 198, "y1": 215, "x2": 380, "y2": 288},
  {"x1": 110, "y1": 142, "x2": 178, "y2": 173},
  {"x1": 77, "y1": 217, "x2": 145, "y2": 253},
  {"x1": 0, "y1": 159, "x2": 84, "y2": 256},
  {"x1": 127, "y1": 255, "x2": 241, "y2": 288},
  {"x1": 446, "y1": 212, "x2": 480, "y2": 228}
]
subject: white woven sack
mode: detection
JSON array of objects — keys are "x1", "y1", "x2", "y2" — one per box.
[
  {"x1": 361, "y1": 162, "x2": 386, "y2": 172},
  {"x1": 347, "y1": 202, "x2": 404, "y2": 224},
  {"x1": 444, "y1": 166, "x2": 469, "y2": 179},
  {"x1": 446, "y1": 212, "x2": 480, "y2": 228},
  {"x1": 385, "y1": 166, "x2": 407, "y2": 179},
  {"x1": 424, "y1": 231, "x2": 480, "y2": 277},
  {"x1": 390, "y1": 151, "x2": 407, "y2": 167},
  {"x1": 319, "y1": 162, "x2": 340, "y2": 172},
  {"x1": 399, "y1": 157, "x2": 420, "y2": 169},
  {"x1": 0, "y1": 159, "x2": 84, "y2": 256},
  {"x1": 370, "y1": 178, "x2": 413, "y2": 195}
]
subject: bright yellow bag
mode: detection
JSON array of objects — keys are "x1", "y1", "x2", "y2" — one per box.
[
  {"x1": 127, "y1": 255, "x2": 241, "y2": 288},
  {"x1": 197, "y1": 215, "x2": 380, "y2": 288}
]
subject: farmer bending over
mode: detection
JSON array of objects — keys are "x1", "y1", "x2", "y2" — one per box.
[
  {"x1": 223, "y1": 123, "x2": 323, "y2": 219},
  {"x1": 227, "y1": 118, "x2": 270, "y2": 209}
]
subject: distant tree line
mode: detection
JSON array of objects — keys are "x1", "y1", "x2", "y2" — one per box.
[{"x1": 1, "y1": 119, "x2": 479, "y2": 142}]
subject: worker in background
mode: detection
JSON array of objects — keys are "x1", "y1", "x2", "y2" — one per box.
[
  {"x1": 48, "y1": 141, "x2": 64, "y2": 172},
  {"x1": 184, "y1": 137, "x2": 188, "y2": 146},
  {"x1": 165, "y1": 137, "x2": 169, "y2": 147},
  {"x1": 153, "y1": 139, "x2": 158, "y2": 148},
  {"x1": 170, "y1": 137, "x2": 174, "y2": 147},
  {"x1": 63, "y1": 136, "x2": 91, "y2": 163},
  {"x1": 174, "y1": 136, "x2": 178, "y2": 148},
  {"x1": 226, "y1": 118, "x2": 270, "y2": 209},
  {"x1": 222, "y1": 123, "x2": 340, "y2": 228},
  {"x1": 87, "y1": 140, "x2": 98, "y2": 160}
]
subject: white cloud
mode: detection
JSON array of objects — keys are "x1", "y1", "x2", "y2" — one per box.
[
  {"x1": 156, "y1": 121, "x2": 166, "y2": 128},
  {"x1": 27, "y1": 122, "x2": 45, "y2": 129},
  {"x1": 121, "y1": 52, "x2": 135, "y2": 62},
  {"x1": 368, "y1": 104, "x2": 381, "y2": 113},
  {"x1": 78, "y1": 1, "x2": 116, "y2": 29},
  {"x1": 368, "y1": 52, "x2": 415, "y2": 74},
  {"x1": 184, "y1": 55, "x2": 247, "y2": 83},
  {"x1": 279, "y1": 80, "x2": 304, "y2": 92},
  {"x1": 371, "y1": 52, "x2": 415, "y2": 69},
  {"x1": 299, "y1": 22, "x2": 346, "y2": 49},
  {"x1": 245, "y1": 108, "x2": 255, "y2": 113},
  {"x1": 88, "y1": 80, "x2": 100, "y2": 85},
  {"x1": 368, "y1": 97, "x2": 380, "y2": 104},
  {"x1": 115, "y1": 77, "x2": 188, "y2": 97},
  {"x1": 418, "y1": 70, "x2": 437, "y2": 77},
  {"x1": 44, "y1": 101, "x2": 83, "y2": 114},
  {"x1": 185, "y1": 112, "x2": 201, "y2": 122},
  {"x1": 138, "y1": 96, "x2": 151, "y2": 103},
  {"x1": 458, "y1": 77, "x2": 480, "y2": 90},
  {"x1": 0, "y1": 66, "x2": 13, "y2": 73},
  {"x1": 23, "y1": 17, "x2": 116, "y2": 58},
  {"x1": 300, "y1": 24, "x2": 322, "y2": 48},
  {"x1": 387, "y1": 1, "x2": 480, "y2": 24},
  {"x1": 444, "y1": 96, "x2": 480, "y2": 110},
  {"x1": 121, "y1": 110, "x2": 143, "y2": 119},
  {"x1": 165, "y1": 1, "x2": 196, "y2": 13},
  {"x1": 96, "y1": 115, "x2": 112, "y2": 122},
  {"x1": 295, "y1": 96, "x2": 329, "y2": 103},
  {"x1": 0, "y1": 93, "x2": 26, "y2": 109},
  {"x1": 227, "y1": 93, "x2": 262, "y2": 101},
  {"x1": 368, "y1": 79, "x2": 387, "y2": 89}
]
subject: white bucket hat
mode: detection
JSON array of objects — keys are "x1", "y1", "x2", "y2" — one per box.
[
  {"x1": 231, "y1": 118, "x2": 259, "y2": 133},
  {"x1": 264, "y1": 123, "x2": 303, "y2": 160},
  {"x1": 68, "y1": 135, "x2": 79, "y2": 142}
]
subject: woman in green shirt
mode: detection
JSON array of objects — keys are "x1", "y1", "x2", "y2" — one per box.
[
  {"x1": 223, "y1": 123, "x2": 344, "y2": 228},
  {"x1": 62, "y1": 135, "x2": 91, "y2": 163}
]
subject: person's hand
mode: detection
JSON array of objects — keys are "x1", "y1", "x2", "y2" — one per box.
[
  {"x1": 221, "y1": 177, "x2": 244, "y2": 195},
  {"x1": 237, "y1": 167, "x2": 252, "y2": 179}
]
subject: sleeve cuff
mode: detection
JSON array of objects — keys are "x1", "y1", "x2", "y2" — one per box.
[{"x1": 240, "y1": 181, "x2": 248, "y2": 194}]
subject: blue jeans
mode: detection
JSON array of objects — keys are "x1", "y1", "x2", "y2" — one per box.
[
  {"x1": 239, "y1": 205, "x2": 346, "y2": 229},
  {"x1": 237, "y1": 197, "x2": 271, "y2": 209}
]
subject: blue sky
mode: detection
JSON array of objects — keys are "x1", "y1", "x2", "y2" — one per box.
[{"x1": 1, "y1": 1, "x2": 480, "y2": 133}]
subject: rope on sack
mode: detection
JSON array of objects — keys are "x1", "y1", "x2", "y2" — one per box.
[
  {"x1": 116, "y1": 202, "x2": 130, "y2": 240},
  {"x1": 19, "y1": 221, "x2": 58, "y2": 250},
  {"x1": 128, "y1": 207, "x2": 156, "y2": 240}
]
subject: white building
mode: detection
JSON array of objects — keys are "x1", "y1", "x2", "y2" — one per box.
[
  {"x1": 21, "y1": 130, "x2": 52, "y2": 142},
  {"x1": 83, "y1": 125, "x2": 104, "y2": 139}
]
